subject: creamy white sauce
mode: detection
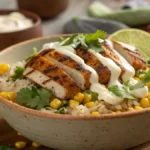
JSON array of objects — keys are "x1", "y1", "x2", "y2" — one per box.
[
  {"x1": 89, "y1": 49, "x2": 121, "y2": 86},
  {"x1": 0, "y1": 12, "x2": 33, "y2": 33},
  {"x1": 105, "y1": 40, "x2": 135, "y2": 82},
  {"x1": 118, "y1": 42, "x2": 136, "y2": 52},
  {"x1": 131, "y1": 86, "x2": 148, "y2": 98},
  {"x1": 41, "y1": 41, "x2": 148, "y2": 105},
  {"x1": 43, "y1": 42, "x2": 99, "y2": 84},
  {"x1": 90, "y1": 83, "x2": 123, "y2": 105}
]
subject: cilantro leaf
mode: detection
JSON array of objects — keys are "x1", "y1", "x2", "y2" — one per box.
[
  {"x1": 60, "y1": 30, "x2": 106, "y2": 52},
  {"x1": 60, "y1": 34, "x2": 78, "y2": 46},
  {"x1": 131, "y1": 70, "x2": 150, "y2": 90},
  {"x1": 11, "y1": 66, "x2": 25, "y2": 81},
  {"x1": 84, "y1": 90, "x2": 98, "y2": 101},
  {"x1": 85, "y1": 30, "x2": 106, "y2": 44},
  {"x1": 26, "y1": 47, "x2": 38, "y2": 62},
  {"x1": 16, "y1": 87, "x2": 52, "y2": 110},
  {"x1": 0, "y1": 145, "x2": 17, "y2": 150},
  {"x1": 108, "y1": 85, "x2": 136, "y2": 100},
  {"x1": 55, "y1": 108, "x2": 67, "y2": 114}
]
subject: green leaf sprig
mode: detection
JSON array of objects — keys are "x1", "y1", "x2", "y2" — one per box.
[
  {"x1": 131, "y1": 70, "x2": 150, "y2": 90},
  {"x1": 108, "y1": 85, "x2": 136, "y2": 100},
  {"x1": 60, "y1": 30, "x2": 106, "y2": 52},
  {"x1": 16, "y1": 87, "x2": 52, "y2": 110},
  {"x1": 11, "y1": 66, "x2": 25, "y2": 81}
]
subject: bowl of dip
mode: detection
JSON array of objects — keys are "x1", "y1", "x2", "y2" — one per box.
[{"x1": 0, "y1": 10, "x2": 43, "y2": 51}]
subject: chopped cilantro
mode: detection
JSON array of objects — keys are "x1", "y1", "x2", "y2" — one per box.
[
  {"x1": 108, "y1": 85, "x2": 136, "y2": 100},
  {"x1": 55, "y1": 108, "x2": 67, "y2": 114},
  {"x1": 26, "y1": 47, "x2": 38, "y2": 62},
  {"x1": 16, "y1": 87, "x2": 52, "y2": 110},
  {"x1": 131, "y1": 70, "x2": 150, "y2": 90},
  {"x1": 11, "y1": 66, "x2": 25, "y2": 81},
  {"x1": 84, "y1": 90, "x2": 98, "y2": 101},
  {"x1": 60, "y1": 30, "x2": 106, "y2": 52},
  {"x1": 61, "y1": 100, "x2": 69, "y2": 107}
]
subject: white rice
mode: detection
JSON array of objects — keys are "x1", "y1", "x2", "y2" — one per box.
[{"x1": 0, "y1": 61, "x2": 33, "y2": 93}]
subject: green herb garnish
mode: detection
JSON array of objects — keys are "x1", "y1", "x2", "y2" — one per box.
[
  {"x1": 55, "y1": 108, "x2": 66, "y2": 114},
  {"x1": 84, "y1": 90, "x2": 98, "y2": 101},
  {"x1": 11, "y1": 66, "x2": 25, "y2": 81},
  {"x1": 26, "y1": 47, "x2": 38, "y2": 62},
  {"x1": 108, "y1": 85, "x2": 136, "y2": 100},
  {"x1": 16, "y1": 87, "x2": 52, "y2": 110},
  {"x1": 0, "y1": 145, "x2": 17, "y2": 150},
  {"x1": 131, "y1": 70, "x2": 150, "y2": 90},
  {"x1": 60, "y1": 30, "x2": 106, "y2": 52}
]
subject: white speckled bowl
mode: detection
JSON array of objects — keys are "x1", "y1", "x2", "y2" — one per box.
[{"x1": 0, "y1": 36, "x2": 150, "y2": 150}]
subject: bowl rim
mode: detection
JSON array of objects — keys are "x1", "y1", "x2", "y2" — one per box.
[
  {"x1": 0, "y1": 9, "x2": 41, "y2": 34},
  {"x1": 0, "y1": 34, "x2": 150, "y2": 120}
]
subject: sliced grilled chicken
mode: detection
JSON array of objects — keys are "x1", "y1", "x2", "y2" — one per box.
[
  {"x1": 100, "y1": 40, "x2": 135, "y2": 82},
  {"x1": 24, "y1": 56, "x2": 80, "y2": 99},
  {"x1": 112, "y1": 41, "x2": 147, "y2": 70},
  {"x1": 76, "y1": 48, "x2": 111, "y2": 84},
  {"x1": 101, "y1": 40, "x2": 126, "y2": 75},
  {"x1": 39, "y1": 49, "x2": 91, "y2": 90}
]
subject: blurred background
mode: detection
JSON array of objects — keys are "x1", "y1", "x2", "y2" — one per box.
[
  {"x1": 0, "y1": 0, "x2": 150, "y2": 50},
  {"x1": 0, "y1": 0, "x2": 127, "y2": 35}
]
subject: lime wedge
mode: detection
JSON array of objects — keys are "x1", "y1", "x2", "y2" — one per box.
[{"x1": 108, "y1": 29, "x2": 150, "y2": 59}]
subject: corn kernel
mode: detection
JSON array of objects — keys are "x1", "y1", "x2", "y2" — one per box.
[
  {"x1": 85, "y1": 101, "x2": 94, "y2": 108},
  {"x1": 116, "y1": 110, "x2": 121, "y2": 113},
  {"x1": 134, "y1": 77, "x2": 140, "y2": 82},
  {"x1": 0, "y1": 64, "x2": 9, "y2": 75},
  {"x1": 146, "y1": 82, "x2": 150, "y2": 88},
  {"x1": 92, "y1": 111, "x2": 99, "y2": 115},
  {"x1": 17, "y1": 132, "x2": 21, "y2": 136},
  {"x1": 147, "y1": 92, "x2": 150, "y2": 101},
  {"x1": 140, "y1": 98, "x2": 150, "y2": 108},
  {"x1": 134, "y1": 106, "x2": 143, "y2": 111},
  {"x1": 50, "y1": 99, "x2": 62, "y2": 109},
  {"x1": 15, "y1": 141, "x2": 27, "y2": 149},
  {"x1": 0, "y1": 92, "x2": 16, "y2": 102},
  {"x1": 83, "y1": 93, "x2": 92, "y2": 104},
  {"x1": 74, "y1": 93, "x2": 84, "y2": 103},
  {"x1": 69, "y1": 100, "x2": 79, "y2": 109},
  {"x1": 32, "y1": 142, "x2": 41, "y2": 148},
  {"x1": 139, "y1": 74, "x2": 145, "y2": 80},
  {"x1": 0, "y1": 92, "x2": 8, "y2": 99},
  {"x1": 8, "y1": 92, "x2": 16, "y2": 101}
]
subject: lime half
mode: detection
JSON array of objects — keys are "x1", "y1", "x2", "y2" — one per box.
[{"x1": 108, "y1": 29, "x2": 150, "y2": 59}]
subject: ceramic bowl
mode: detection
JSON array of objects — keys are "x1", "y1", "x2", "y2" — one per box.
[
  {"x1": 0, "y1": 10, "x2": 43, "y2": 51},
  {"x1": 17, "y1": 0, "x2": 69, "y2": 18},
  {"x1": 0, "y1": 36, "x2": 150, "y2": 150}
]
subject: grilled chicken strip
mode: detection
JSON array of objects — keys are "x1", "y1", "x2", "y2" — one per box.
[
  {"x1": 101, "y1": 40, "x2": 126, "y2": 75},
  {"x1": 112, "y1": 41, "x2": 147, "y2": 70},
  {"x1": 39, "y1": 49, "x2": 91, "y2": 90},
  {"x1": 24, "y1": 56, "x2": 80, "y2": 99},
  {"x1": 76, "y1": 48, "x2": 111, "y2": 84}
]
